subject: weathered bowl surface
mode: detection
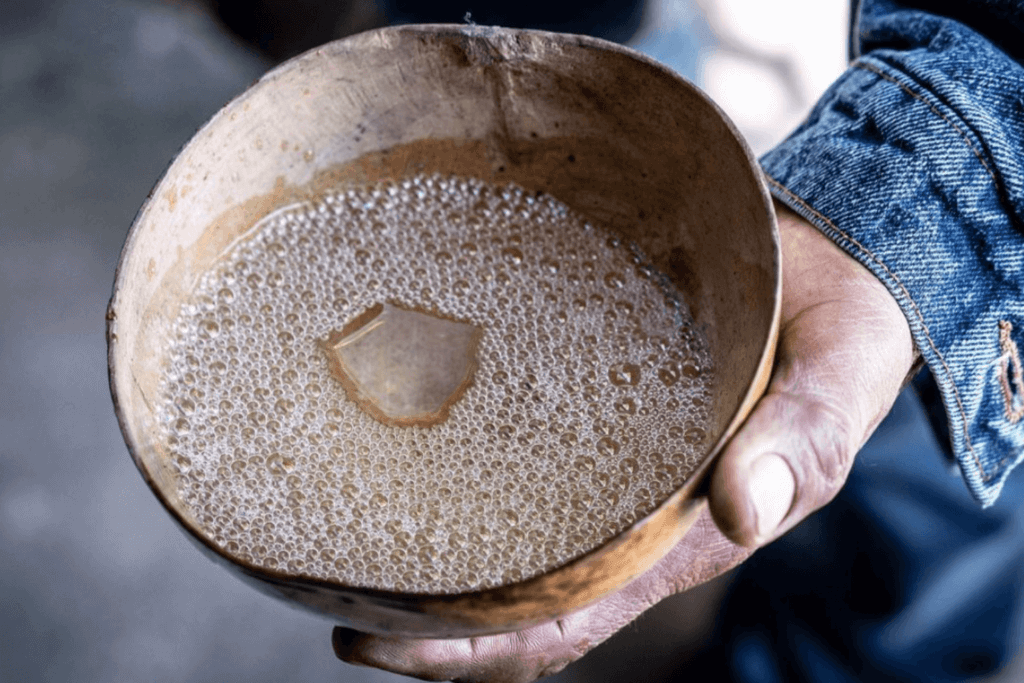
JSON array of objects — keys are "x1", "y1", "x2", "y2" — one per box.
[{"x1": 107, "y1": 24, "x2": 780, "y2": 637}]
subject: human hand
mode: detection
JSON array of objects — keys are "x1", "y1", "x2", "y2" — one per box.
[{"x1": 332, "y1": 201, "x2": 918, "y2": 682}]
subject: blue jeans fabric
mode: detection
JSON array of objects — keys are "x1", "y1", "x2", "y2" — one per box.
[
  {"x1": 761, "y1": 0, "x2": 1024, "y2": 505},
  {"x1": 694, "y1": 387, "x2": 1024, "y2": 681}
]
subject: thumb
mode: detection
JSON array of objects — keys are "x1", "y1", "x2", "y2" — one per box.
[
  {"x1": 709, "y1": 203, "x2": 916, "y2": 547},
  {"x1": 708, "y1": 388, "x2": 855, "y2": 547}
]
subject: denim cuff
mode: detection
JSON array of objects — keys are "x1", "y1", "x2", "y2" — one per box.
[{"x1": 760, "y1": 52, "x2": 1024, "y2": 506}]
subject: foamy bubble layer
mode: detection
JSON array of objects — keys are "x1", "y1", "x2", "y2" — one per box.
[{"x1": 159, "y1": 175, "x2": 713, "y2": 594}]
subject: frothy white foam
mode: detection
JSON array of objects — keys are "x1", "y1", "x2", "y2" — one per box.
[{"x1": 160, "y1": 175, "x2": 713, "y2": 594}]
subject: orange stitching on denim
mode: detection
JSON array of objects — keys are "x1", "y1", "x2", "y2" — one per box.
[
  {"x1": 766, "y1": 177, "x2": 987, "y2": 479},
  {"x1": 998, "y1": 321, "x2": 1024, "y2": 424},
  {"x1": 853, "y1": 61, "x2": 1000, "y2": 187}
]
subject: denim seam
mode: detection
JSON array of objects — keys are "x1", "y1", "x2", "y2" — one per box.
[
  {"x1": 763, "y1": 176, "x2": 986, "y2": 480},
  {"x1": 999, "y1": 321, "x2": 1024, "y2": 424},
  {"x1": 851, "y1": 60, "x2": 1000, "y2": 187}
]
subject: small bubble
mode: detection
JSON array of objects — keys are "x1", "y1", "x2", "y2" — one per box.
[
  {"x1": 417, "y1": 546, "x2": 438, "y2": 565},
  {"x1": 684, "y1": 427, "x2": 706, "y2": 445},
  {"x1": 337, "y1": 483, "x2": 358, "y2": 505},
  {"x1": 267, "y1": 454, "x2": 295, "y2": 476},
  {"x1": 608, "y1": 363, "x2": 641, "y2": 387},
  {"x1": 198, "y1": 320, "x2": 220, "y2": 339},
  {"x1": 501, "y1": 247, "x2": 524, "y2": 265},
  {"x1": 658, "y1": 363, "x2": 682, "y2": 387},
  {"x1": 654, "y1": 462, "x2": 679, "y2": 483},
  {"x1": 619, "y1": 457, "x2": 639, "y2": 475},
  {"x1": 573, "y1": 456, "x2": 596, "y2": 472},
  {"x1": 603, "y1": 272, "x2": 625, "y2": 289},
  {"x1": 613, "y1": 397, "x2": 636, "y2": 415}
]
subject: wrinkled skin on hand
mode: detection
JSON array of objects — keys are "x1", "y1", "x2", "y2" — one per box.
[{"x1": 332, "y1": 202, "x2": 918, "y2": 682}]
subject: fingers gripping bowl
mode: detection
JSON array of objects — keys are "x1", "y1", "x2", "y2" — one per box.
[{"x1": 107, "y1": 25, "x2": 780, "y2": 638}]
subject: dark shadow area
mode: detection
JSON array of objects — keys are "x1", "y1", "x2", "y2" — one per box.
[
  {"x1": 199, "y1": 0, "x2": 646, "y2": 62},
  {"x1": 203, "y1": 0, "x2": 385, "y2": 61},
  {"x1": 384, "y1": 0, "x2": 647, "y2": 44}
]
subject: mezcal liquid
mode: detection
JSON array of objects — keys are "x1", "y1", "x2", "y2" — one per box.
[{"x1": 161, "y1": 175, "x2": 713, "y2": 594}]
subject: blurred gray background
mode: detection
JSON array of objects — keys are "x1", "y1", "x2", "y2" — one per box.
[{"x1": 0, "y1": 0, "x2": 845, "y2": 680}]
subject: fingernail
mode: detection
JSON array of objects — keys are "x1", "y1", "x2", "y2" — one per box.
[{"x1": 749, "y1": 454, "x2": 795, "y2": 541}]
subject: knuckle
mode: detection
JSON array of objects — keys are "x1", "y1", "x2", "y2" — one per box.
[{"x1": 800, "y1": 397, "x2": 856, "y2": 500}]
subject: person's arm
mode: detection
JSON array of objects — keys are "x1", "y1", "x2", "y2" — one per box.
[{"x1": 764, "y1": 0, "x2": 1024, "y2": 507}]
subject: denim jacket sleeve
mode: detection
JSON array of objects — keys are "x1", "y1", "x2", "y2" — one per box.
[{"x1": 759, "y1": 0, "x2": 1024, "y2": 505}]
